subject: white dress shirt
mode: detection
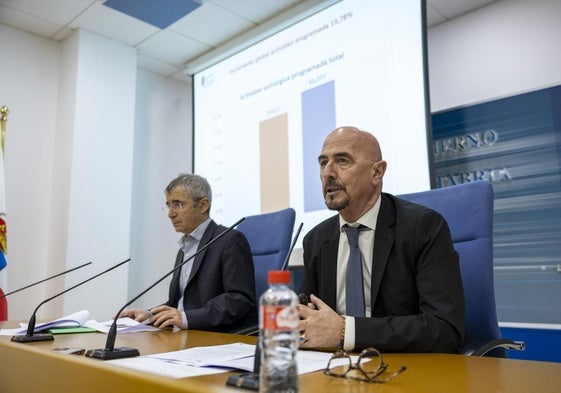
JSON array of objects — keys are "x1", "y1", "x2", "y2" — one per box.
[
  {"x1": 336, "y1": 197, "x2": 381, "y2": 350},
  {"x1": 176, "y1": 218, "x2": 211, "y2": 328}
]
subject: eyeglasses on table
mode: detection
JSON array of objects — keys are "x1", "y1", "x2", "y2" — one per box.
[{"x1": 323, "y1": 347, "x2": 407, "y2": 383}]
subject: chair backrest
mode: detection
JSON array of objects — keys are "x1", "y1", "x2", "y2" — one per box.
[
  {"x1": 397, "y1": 181, "x2": 502, "y2": 355},
  {"x1": 236, "y1": 208, "x2": 296, "y2": 301}
]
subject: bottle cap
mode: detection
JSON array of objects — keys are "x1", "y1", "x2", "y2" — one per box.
[{"x1": 268, "y1": 270, "x2": 291, "y2": 284}]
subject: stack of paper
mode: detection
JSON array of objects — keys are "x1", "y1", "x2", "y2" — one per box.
[
  {"x1": 0, "y1": 310, "x2": 159, "y2": 336},
  {"x1": 106, "y1": 342, "x2": 363, "y2": 379},
  {"x1": 0, "y1": 310, "x2": 91, "y2": 336}
]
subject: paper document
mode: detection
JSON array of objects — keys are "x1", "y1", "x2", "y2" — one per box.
[
  {"x1": 108, "y1": 356, "x2": 231, "y2": 379},
  {"x1": 0, "y1": 309, "x2": 91, "y2": 336},
  {"x1": 200, "y1": 345, "x2": 361, "y2": 375},
  {"x1": 148, "y1": 342, "x2": 255, "y2": 367},
  {"x1": 85, "y1": 317, "x2": 159, "y2": 334},
  {"x1": 106, "y1": 342, "x2": 366, "y2": 379}
]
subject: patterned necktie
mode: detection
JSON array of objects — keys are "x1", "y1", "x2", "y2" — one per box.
[{"x1": 343, "y1": 225, "x2": 365, "y2": 317}]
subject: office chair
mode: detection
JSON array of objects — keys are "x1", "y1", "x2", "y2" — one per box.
[
  {"x1": 237, "y1": 207, "x2": 296, "y2": 302},
  {"x1": 234, "y1": 208, "x2": 296, "y2": 336},
  {"x1": 398, "y1": 181, "x2": 524, "y2": 357}
]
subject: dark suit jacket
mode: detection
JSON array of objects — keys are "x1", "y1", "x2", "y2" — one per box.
[
  {"x1": 166, "y1": 220, "x2": 257, "y2": 333},
  {"x1": 299, "y1": 193, "x2": 465, "y2": 353}
]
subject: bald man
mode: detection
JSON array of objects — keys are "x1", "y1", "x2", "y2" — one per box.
[{"x1": 298, "y1": 126, "x2": 465, "y2": 353}]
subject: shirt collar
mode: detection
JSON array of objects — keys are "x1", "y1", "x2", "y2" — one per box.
[
  {"x1": 339, "y1": 196, "x2": 381, "y2": 232},
  {"x1": 177, "y1": 218, "x2": 212, "y2": 250}
]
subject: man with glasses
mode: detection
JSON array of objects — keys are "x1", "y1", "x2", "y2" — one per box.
[
  {"x1": 121, "y1": 173, "x2": 256, "y2": 332},
  {"x1": 297, "y1": 126, "x2": 465, "y2": 354}
]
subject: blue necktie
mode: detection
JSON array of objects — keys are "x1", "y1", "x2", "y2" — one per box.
[{"x1": 344, "y1": 225, "x2": 365, "y2": 317}]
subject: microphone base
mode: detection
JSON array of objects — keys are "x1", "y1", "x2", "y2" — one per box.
[
  {"x1": 226, "y1": 372, "x2": 259, "y2": 390},
  {"x1": 85, "y1": 346, "x2": 140, "y2": 360},
  {"x1": 11, "y1": 333, "x2": 54, "y2": 343}
]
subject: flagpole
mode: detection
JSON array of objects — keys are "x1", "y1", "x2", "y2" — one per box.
[{"x1": 1, "y1": 106, "x2": 7, "y2": 154}]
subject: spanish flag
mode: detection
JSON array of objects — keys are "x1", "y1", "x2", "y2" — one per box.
[
  {"x1": 0, "y1": 140, "x2": 6, "y2": 271},
  {"x1": 0, "y1": 107, "x2": 7, "y2": 319}
]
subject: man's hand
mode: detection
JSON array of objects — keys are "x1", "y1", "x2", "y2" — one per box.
[
  {"x1": 119, "y1": 308, "x2": 151, "y2": 323},
  {"x1": 150, "y1": 305, "x2": 183, "y2": 329},
  {"x1": 297, "y1": 294, "x2": 343, "y2": 349}
]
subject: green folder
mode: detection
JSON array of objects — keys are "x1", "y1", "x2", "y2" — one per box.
[{"x1": 48, "y1": 326, "x2": 97, "y2": 334}]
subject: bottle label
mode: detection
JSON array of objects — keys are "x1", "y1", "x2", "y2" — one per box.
[{"x1": 261, "y1": 305, "x2": 299, "y2": 330}]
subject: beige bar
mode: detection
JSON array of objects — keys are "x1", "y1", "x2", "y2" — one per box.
[{"x1": 259, "y1": 113, "x2": 289, "y2": 213}]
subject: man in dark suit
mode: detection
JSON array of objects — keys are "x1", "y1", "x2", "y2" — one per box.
[
  {"x1": 121, "y1": 174, "x2": 256, "y2": 332},
  {"x1": 298, "y1": 126, "x2": 465, "y2": 353}
]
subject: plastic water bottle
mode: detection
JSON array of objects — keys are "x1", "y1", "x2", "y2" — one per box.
[{"x1": 259, "y1": 270, "x2": 299, "y2": 393}]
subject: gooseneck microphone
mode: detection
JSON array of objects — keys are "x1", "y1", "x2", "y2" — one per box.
[
  {"x1": 0, "y1": 261, "x2": 92, "y2": 299},
  {"x1": 11, "y1": 258, "x2": 131, "y2": 343},
  {"x1": 86, "y1": 217, "x2": 245, "y2": 361},
  {"x1": 280, "y1": 222, "x2": 303, "y2": 272}
]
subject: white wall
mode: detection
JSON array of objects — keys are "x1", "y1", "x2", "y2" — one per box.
[
  {"x1": 0, "y1": 23, "x2": 62, "y2": 320},
  {"x1": 59, "y1": 29, "x2": 137, "y2": 319},
  {"x1": 0, "y1": 23, "x2": 190, "y2": 321},
  {"x1": 428, "y1": 0, "x2": 561, "y2": 112},
  {"x1": 128, "y1": 69, "x2": 191, "y2": 310}
]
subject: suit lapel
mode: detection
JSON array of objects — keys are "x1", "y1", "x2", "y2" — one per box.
[
  {"x1": 370, "y1": 194, "x2": 395, "y2": 310},
  {"x1": 186, "y1": 220, "x2": 215, "y2": 286},
  {"x1": 320, "y1": 217, "x2": 340, "y2": 309},
  {"x1": 169, "y1": 250, "x2": 184, "y2": 305}
]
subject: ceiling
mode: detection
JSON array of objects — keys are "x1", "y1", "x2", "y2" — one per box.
[{"x1": 0, "y1": 0, "x2": 498, "y2": 82}]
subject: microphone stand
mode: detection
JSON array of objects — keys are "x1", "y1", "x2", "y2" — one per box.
[
  {"x1": 86, "y1": 218, "x2": 245, "y2": 360},
  {"x1": 11, "y1": 259, "x2": 130, "y2": 343},
  {"x1": 0, "y1": 261, "x2": 92, "y2": 299},
  {"x1": 280, "y1": 223, "x2": 303, "y2": 271}
]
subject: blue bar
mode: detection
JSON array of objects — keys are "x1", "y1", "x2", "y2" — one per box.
[{"x1": 302, "y1": 81, "x2": 336, "y2": 212}]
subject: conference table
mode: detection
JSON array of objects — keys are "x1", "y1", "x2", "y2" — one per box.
[{"x1": 1, "y1": 321, "x2": 560, "y2": 393}]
